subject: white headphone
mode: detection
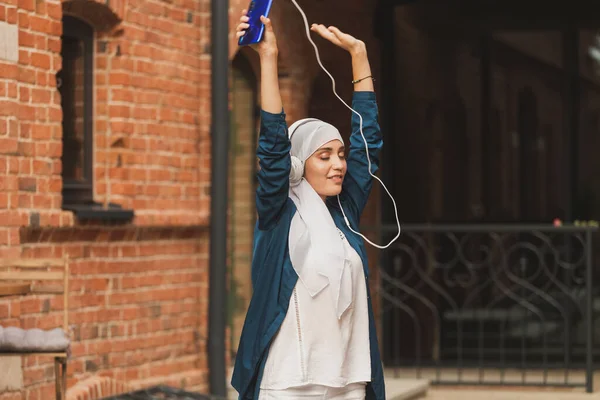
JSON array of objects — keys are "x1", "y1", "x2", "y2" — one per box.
[{"x1": 287, "y1": 118, "x2": 321, "y2": 187}]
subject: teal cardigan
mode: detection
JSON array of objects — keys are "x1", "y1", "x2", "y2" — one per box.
[{"x1": 231, "y1": 91, "x2": 385, "y2": 400}]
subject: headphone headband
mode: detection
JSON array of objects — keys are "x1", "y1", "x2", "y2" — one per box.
[{"x1": 288, "y1": 118, "x2": 321, "y2": 140}]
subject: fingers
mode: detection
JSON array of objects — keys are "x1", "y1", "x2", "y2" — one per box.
[
  {"x1": 310, "y1": 24, "x2": 331, "y2": 38},
  {"x1": 311, "y1": 23, "x2": 342, "y2": 46},
  {"x1": 236, "y1": 21, "x2": 250, "y2": 38},
  {"x1": 327, "y1": 26, "x2": 344, "y2": 38},
  {"x1": 260, "y1": 15, "x2": 273, "y2": 30},
  {"x1": 236, "y1": 10, "x2": 250, "y2": 38},
  {"x1": 310, "y1": 23, "x2": 327, "y2": 33}
]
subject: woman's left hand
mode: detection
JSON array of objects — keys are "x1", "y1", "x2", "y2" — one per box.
[{"x1": 310, "y1": 24, "x2": 366, "y2": 55}]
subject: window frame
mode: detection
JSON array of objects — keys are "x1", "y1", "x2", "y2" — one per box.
[
  {"x1": 59, "y1": 15, "x2": 95, "y2": 206},
  {"x1": 58, "y1": 15, "x2": 133, "y2": 222}
]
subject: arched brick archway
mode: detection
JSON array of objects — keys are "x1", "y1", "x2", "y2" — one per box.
[{"x1": 62, "y1": 0, "x2": 123, "y2": 34}]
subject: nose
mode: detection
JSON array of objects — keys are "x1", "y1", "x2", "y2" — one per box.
[{"x1": 331, "y1": 155, "x2": 344, "y2": 171}]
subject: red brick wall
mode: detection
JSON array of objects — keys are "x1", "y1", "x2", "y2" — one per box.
[
  {"x1": 0, "y1": 0, "x2": 212, "y2": 398},
  {"x1": 1, "y1": 0, "x2": 210, "y2": 232}
]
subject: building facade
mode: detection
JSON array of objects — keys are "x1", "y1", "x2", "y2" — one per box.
[{"x1": 1, "y1": 0, "x2": 599, "y2": 398}]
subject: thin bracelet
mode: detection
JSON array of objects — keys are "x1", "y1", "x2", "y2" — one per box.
[{"x1": 352, "y1": 75, "x2": 375, "y2": 84}]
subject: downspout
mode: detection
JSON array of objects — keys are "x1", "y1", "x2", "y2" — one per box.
[{"x1": 209, "y1": 0, "x2": 230, "y2": 396}]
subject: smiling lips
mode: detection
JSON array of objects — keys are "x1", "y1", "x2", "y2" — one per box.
[{"x1": 328, "y1": 174, "x2": 344, "y2": 184}]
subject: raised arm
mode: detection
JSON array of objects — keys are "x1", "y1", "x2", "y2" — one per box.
[
  {"x1": 237, "y1": 13, "x2": 290, "y2": 230},
  {"x1": 343, "y1": 44, "x2": 382, "y2": 218},
  {"x1": 311, "y1": 25, "x2": 383, "y2": 221}
]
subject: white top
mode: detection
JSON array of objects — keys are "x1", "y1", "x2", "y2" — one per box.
[{"x1": 260, "y1": 229, "x2": 372, "y2": 390}]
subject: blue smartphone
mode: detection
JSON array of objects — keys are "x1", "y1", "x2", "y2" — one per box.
[{"x1": 238, "y1": 0, "x2": 274, "y2": 46}]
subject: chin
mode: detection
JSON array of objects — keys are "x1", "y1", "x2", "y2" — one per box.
[{"x1": 323, "y1": 186, "x2": 343, "y2": 198}]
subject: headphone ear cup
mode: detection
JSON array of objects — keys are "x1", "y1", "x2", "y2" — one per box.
[{"x1": 289, "y1": 156, "x2": 304, "y2": 187}]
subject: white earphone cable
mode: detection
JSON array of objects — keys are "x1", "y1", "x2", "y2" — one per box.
[{"x1": 289, "y1": 0, "x2": 401, "y2": 249}]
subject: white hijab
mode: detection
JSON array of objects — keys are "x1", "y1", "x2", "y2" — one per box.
[{"x1": 287, "y1": 118, "x2": 352, "y2": 319}]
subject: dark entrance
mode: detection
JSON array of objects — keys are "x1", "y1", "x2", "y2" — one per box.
[{"x1": 375, "y1": 0, "x2": 600, "y2": 392}]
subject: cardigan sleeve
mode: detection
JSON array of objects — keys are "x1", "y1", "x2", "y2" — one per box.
[
  {"x1": 338, "y1": 91, "x2": 383, "y2": 224},
  {"x1": 255, "y1": 109, "x2": 291, "y2": 230}
]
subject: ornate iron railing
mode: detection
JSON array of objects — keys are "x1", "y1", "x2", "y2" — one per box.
[{"x1": 374, "y1": 224, "x2": 598, "y2": 392}]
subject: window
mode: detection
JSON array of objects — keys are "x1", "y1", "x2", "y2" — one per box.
[
  {"x1": 59, "y1": 15, "x2": 94, "y2": 206},
  {"x1": 58, "y1": 15, "x2": 133, "y2": 222}
]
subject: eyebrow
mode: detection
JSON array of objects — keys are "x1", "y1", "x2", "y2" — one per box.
[{"x1": 316, "y1": 146, "x2": 345, "y2": 153}]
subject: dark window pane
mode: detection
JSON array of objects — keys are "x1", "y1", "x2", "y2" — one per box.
[
  {"x1": 60, "y1": 15, "x2": 94, "y2": 205},
  {"x1": 59, "y1": 36, "x2": 87, "y2": 181}
]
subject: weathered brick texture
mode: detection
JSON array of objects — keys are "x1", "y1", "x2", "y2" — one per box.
[
  {"x1": 1, "y1": 0, "x2": 213, "y2": 397},
  {"x1": 0, "y1": 226, "x2": 209, "y2": 399}
]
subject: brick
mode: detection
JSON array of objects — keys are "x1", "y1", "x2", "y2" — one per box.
[
  {"x1": 28, "y1": 15, "x2": 48, "y2": 33},
  {"x1": 7, "y1": 81, "x2": 16, "y2": 98},
  {"x1": 18, "y1": 104, "x2": 35, "y2": 120},
  {"x1": 18, "y1": 177, "x2": 36, "y2": 192},
  {"x1": 0, "y1": 62, "x2": 18, "y2": 79},
  {"x1": 0, "y1": 137, "x2": 18, "y2": 154},
  {"x1": 18, "y1": 158, "x2": 30, "y2": 174},
  {"x1": 18, "y1": 85, "x2": 29, "y2": 102},
  {"x1": 49, "y1": 19, "x2": 60, "y2": 35},
  {"x1": 30, "y1": 52, "x2": 50, "y2": 69},
  {"x1": 17, "y1": 10, "x2": 29, "y2": 28},
  {"x1": 0, "y1": 228, "x2": 8, "y2": 245},
  {"x1": 46, "y1": 2, "x2": 61, "y2": 19},
  {"x1": 33, "y1": 33, "x2": 44, "y2": 50},
  {"x1": 18, "y1": 49, "x2": 30, "y2": 65},
  {"x1": 0, "y1": 100, "x2": 17, "y2": 116},
  {"x1": 17, "y1": 0, "x2": 34, "y2": 11},
  {"x1": 6, "y1": 5, "x2": 16, "y2": 23},
  {"x1": 7, "y1": 158, "x2": 17, "y2": 173},
  {"x1": 30, "y1": 88, "x2": 49, "y2": 103},
  {"x1": 47, "y1": 37, "x2": 60, "y2": 53}
]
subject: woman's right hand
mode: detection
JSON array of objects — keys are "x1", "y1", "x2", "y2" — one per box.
[{"x1": 236, "y1": 10, "x2": 278, "y2": 58}]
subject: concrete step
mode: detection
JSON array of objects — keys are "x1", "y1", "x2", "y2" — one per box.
[
  {"x1": 424, "y1": 388, "x2": 600, "y2": 400},
  {"x1": 227, "y1": 364, "x2": 430, "y2": 399},
  {"x1": 386, "y1": 378, "x2": 430, "y2": 400},
  {"x1": 227, "y1": 378, "x2": 430, "y2": 399}
]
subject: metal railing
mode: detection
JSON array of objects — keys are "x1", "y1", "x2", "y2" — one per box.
[{"x1": 373, "y1": 224, "x2": 598, "y2": 392}]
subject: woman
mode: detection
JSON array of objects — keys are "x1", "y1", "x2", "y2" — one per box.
[{"x1": 232, "y1": 10, "x2": 386, "y2": 400}]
